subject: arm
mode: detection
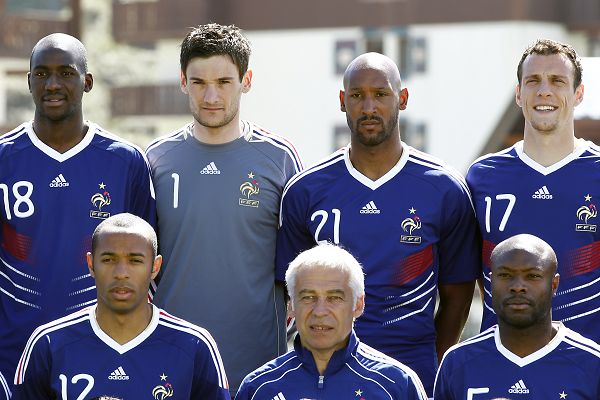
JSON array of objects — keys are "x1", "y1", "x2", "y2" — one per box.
[
  {"x1": 129, "y1": 149, "x2": 157, "y2": 228},
  {"x1": 433, "y1": 353, "x2": 455, "y2": 400},
  {"x1": 12, "y1": 335, "x2": 53, "y2": 400},
  {"x1": 435, "y1": 281, "x2": 475, "y2": 362},
  {"x1": 191, "y1": 331, "x2": 230, "y2": 400}
]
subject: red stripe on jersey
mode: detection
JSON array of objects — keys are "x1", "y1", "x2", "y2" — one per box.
[
  {"x1": 393, "y1": 245, "x2": 433, "y2": 286},
  {"x1": 2, "y1": 221, "x2": 32, "y2": 261},
  {"x1": 482, "y1": 240, "x2": 496, "y2": 268},
  {"x1": 564, "y1": 241, "x2": 600, "y2": 277}
]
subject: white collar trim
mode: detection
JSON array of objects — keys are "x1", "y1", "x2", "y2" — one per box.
[
  {"x1": 26, "y1": 121, "x2": 97, "y2": 163},
  {"x1": 343, "y1": 142, "x2": 409, "y2": 190},
  {"x1": 515, "y1": 140, "x2": 587, "y2": 176},
  {"x1": 494, "y1": 322, "x2": 565, "y2": 367},
  {"x1": 90, "y1": 303, "x2": 159, "y2": 354}
]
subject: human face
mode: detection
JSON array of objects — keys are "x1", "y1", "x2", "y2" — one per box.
[
  {"x1": 340, "y1": 67, "x2": 408, "y2": 147},
  {"x1": 516, "y1": 53, "x2": 584, "y2": 135},
  {"x1": 180, "y1": 55, "x2": 251, "y2": 130},
  {"x1": 28, "y1": 46, "x2": 92, "y2": 123},
  {"x1": 291, "y1": 267, "x2": 364, "y2": 361},
  {"x1": 87, "y1": 230, "x2": 161, "y2": 316},
  {"x1": 491, "y1": 249, "x2": 559, "y2": 330}
]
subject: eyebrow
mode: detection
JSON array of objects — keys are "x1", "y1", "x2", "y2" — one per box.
[
  {"x1": 523, "y1": 73, "x2": 569, "y2": 80},
  {"x1": 99, "y1": 252, "x2": 146, "y2": 258},
  {"x1": 298, "y1": 288, "x2": 346, "y2": 295},
  {"x1": 188, "y1": 76, "x2": 236, "y2": 81}
]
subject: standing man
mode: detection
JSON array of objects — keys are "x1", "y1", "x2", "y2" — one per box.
[
  {"x1": 146, "y1": 24, "x2": 302, "y2": 395},
  {"x1": 237, "y1": 244, "x2": 428, "y2": 400},
  {"x1": 435, "y1": 234, "x2": 600, "y2": 399},
  {"x1": 0, "y1": 33, "x2": 155, "y2": 387},
  {"x1": 276, "y1": 52, "x2": 479, "y2": 396},
  {"x1": 467, "y1": 39, "x2": 600, "y2": 340},
  {"x1": 13, "y1": 213, "x2": 229, "y2": 399}
]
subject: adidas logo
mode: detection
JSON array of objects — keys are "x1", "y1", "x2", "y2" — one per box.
[
  {"x1": 108, "y1": 366, "x2": 130, "y2": 381},
  {"x1": 360, "y1": 201, "x2": 381, "y2": 214},
  {"x1": 532, "y1": 185, "x2": 553, "y2": 199},
  {"x1": 508, "y1": 379, "x2": 529, "y2": 394},
  {"x1": 200, "y1": 162, "x2": 221, "y2": 175},
  {"x1": 49, "y1": 174, "x2": 69, "y2": 188},
  {"x1": 272, "y1": 393, "x2": 286, "y2": 400}
]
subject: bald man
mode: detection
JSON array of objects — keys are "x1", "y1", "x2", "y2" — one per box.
[
  {"x1": 276, "y1": 52, "x2": 479, "y2": 396},
  {"x1": 435, "y1": 234, "x2": 600, "y2": 399},
  {"x1": 0, "y1": 33, "x2": 155, "y2": 391}
]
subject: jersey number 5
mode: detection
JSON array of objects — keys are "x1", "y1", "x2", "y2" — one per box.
[{"x1": 484, "y1": 194, "x2": 516, "y2": 233}]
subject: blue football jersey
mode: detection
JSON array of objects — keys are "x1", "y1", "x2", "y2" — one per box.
[
  {"x1": 434, "y1": 323, "x2": 600, "y2": 399},
  {"x1": 12, "y1": 305, "x2": 230, "y2": 399},
  {"x1": 0, "y1": 371, "x2": 9, "y2": 400},
  {"x1": 467, "y1": 140, "x2": 600, "y2": 340},
  {"x1": 0, "y1": 122, "x2": 155, "y2": 382},
  {"x1": 276, "y1": 144, "x2": 479, "y2": 393}
]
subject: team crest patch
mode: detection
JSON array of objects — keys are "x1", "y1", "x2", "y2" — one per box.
[
  {"x1": 576, "y1": 194, "x2": 597, "y2": 232},
  {"x1": 90, "y1": 182, "x2": 111, "y2": 219},
  {"x1": 239, "y1": 172, "x2": 260, "y2": 208},
  {"x1": 152, "y1": 373, "x2": 174, "y2": 399},
  {"x1": 400, "y1": 207, "x2": 421, "y2": 244}
]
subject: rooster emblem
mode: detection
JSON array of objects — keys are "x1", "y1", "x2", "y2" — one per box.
[
  {"x1": 401, "y1": 216, "x2": 421, "y2": 234},
  {"x1": 577, "y1": 203, "x2": 597, "y2": 224},
  {"x1": 152, "y1": 383, "x2": 174, "y2": 400},
  {"x1": 240, "y1": 182, "x2": 259, "y2": 199},
  {"x1": 91, "y1": 191, "x2": 111, "y2": 210}
]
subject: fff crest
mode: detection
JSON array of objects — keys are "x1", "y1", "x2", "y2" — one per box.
[
  {"x1": 400, "y1": 207, "x2": 422, "y2": 244},
  {"x1": 239, "y1": 171, "x2": 260, "y2": 208},
  {"x1": 575, "y1": 194, "x2": 597, "y2": 233},
  {"x1": 90, "y1": 182, "x2": 111, "y2": 219}
]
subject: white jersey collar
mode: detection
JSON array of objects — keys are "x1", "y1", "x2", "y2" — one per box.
[
  {"x1": 515, "y1": 139, "x2": 587, "y2": 176},
  {"x1": 343, "y1": 141, "x2": 410, "y2": 191},
  {"x1": 25, "y1": 120, "x2": 97, "y2": 163},
  {"x1": 494, "y1": 321, "x2": 566, "y2": 367},
  {"x1": 90, "y1": 303, "x2": 160, "y2": 354}
]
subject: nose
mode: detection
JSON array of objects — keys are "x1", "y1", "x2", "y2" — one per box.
[
  {"x1": 44, "y1": 72, "x2": 61, "y2": 91},
  {"x1": 203, "y1": 84, "x2": 219, "y2": 104},
  {"x1": 536, "y1": 79, "x2": 552, "y2": 97},
  {"x1": 312, "y1": 297, "x2": 330, "y2": 316},
  {"x1": 361, "y1": 95, "x2": 377, "y2": 116},
  {"x1": 509, "y1": 276, "x2": 526, "y2": 293},
  {"x1": 113, "y1": 260, "x2": 130, "y2": 280}
]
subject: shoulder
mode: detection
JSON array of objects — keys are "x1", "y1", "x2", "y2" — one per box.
[
  {"x1": 145, "y1": 124, "x2": 190, "y2": 162},
  {"x1": 0, "y1": 122, "x2": 32, "y2": 159},
  {"x1": 353, "y1": 342, "x2": 426, "y2": 393},
  {"x1": 561, "y1": 326, "x2": 600, "y2": 360},
  {"x1": 282, "y1": 148, "x2": 346, "y2": 196},
  {"x1": 405, "y1": 146, "x2": 469, "y2": 193},
  {"x1": 156, "y1": 308, "x2": 221, "y2": 351},
  {"x1": 15, "y1": 308, "x2": 92, "y2": 382},
  {"x1": 89, "y1": 123, "x2": 149, "y2": 164},
  {"x1": 439, "y1": 327, "x2": 496, "y2": 368},
  {"x1": 239, "y1": 350, "x2": 300, "y2": 388},
  {"x1": 466, "y1": 143, "x2": 519, "y2": 180},
  {"x1": 243, "y1": 121, "x2": 303, "y2": 173}
]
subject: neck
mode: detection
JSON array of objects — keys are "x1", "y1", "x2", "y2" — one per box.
[
  {"x1": 522, "y1": 123, "x2": 576, "y2": 167},
  {"x1": 192, "y1": 116, "x2": 242, "y2": 145},
  {"x1": 33, "y1": 114, "x2": 88, "y2": 153},
  {"x1": 95, "y1": 303, "x2": 153, "y2": 345},
  {"x1": 498, "y1": 320, "x2": 556, "y2": 358},
  {"x1": 312, "y1": 351, "x2": 334, "y2": 375},
  {"x1": 349, "y1": 133, "x2": 403, "y2": 181}
]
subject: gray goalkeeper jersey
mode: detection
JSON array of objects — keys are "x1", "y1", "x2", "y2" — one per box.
[{"x1": 146, "y1": 121, "x2": 302, "y2": 394}]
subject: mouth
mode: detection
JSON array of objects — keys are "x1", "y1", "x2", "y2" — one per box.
[
  {"x1": 534, "y1": 105, "x2": 557, "y2": 112},
  {"x1": 310, "y1": 324, "x2": 333, "y2": 332},
  {"x1": 43, "y1": 95, "x2": 66, "y2": 105},
  {"x1": 504, "y1": 297, "x2": 532, "y2": 310},
  {"x1": 109, "y1": 286, "x2": 134, "y2": 300}
]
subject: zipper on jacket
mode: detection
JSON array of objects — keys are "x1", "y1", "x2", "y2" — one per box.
[{"x1": 318, "y1": 375, "x2": 324, "y2": 389}]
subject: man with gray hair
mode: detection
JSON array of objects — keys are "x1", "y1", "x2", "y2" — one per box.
[{"x1": 236, "y1": 243, "x2": 427, "y2": 400}]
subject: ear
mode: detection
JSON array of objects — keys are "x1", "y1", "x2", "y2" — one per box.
[
  {"x1": 353, "y1": 294, "x2": 365, "y2": 319},
  {"x1": 574, "y1": 84, "x2": 584, "y2": 107},
  {"x1": 241, "y1": 69, "x2": 252, "y2": 93},
  {"x1": 287, "y1": 299, "x2": 294, "y2": 320},
  {"x1": 84, "y1": 72, "x2": 93, "y2": 93},
  {"x1": 515, "y1": 83, "x2": 522, "y2": 107},
  {"x1": 27, "y1": 72, "x2": 32, "y2": 93},
  {"x1": 180, "y1": 70, "x2": 189, "y2": 95},
  {"x1": 150, "y1": 255, "x2": 163, "y2": 280},
  {"x1": 552, "y1": 273, "x2": 560, "y2": 296},
  {"x1": 86, "y1": 252, "x2": 95, "y2": 277},
  {"x1": 339, "y1": 90, "x2": 346, "y2": 112},
  {"x1": 399, "y1": 88, "x2": 409, "y2": 110}
]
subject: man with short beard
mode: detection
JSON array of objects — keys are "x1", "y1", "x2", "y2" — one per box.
[
  {"x1": 434, "y1": 234, "x2": 600, "y2": 399},
  {"x1": 276, "y1": 52, "x2": 479, "y2": 396}
]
